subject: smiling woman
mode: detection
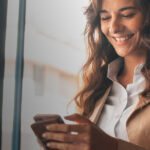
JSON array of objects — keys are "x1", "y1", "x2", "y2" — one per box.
[
  {"x1": 34, "y1": 0, "x2": 150, "y2": 150},
  {"x1": 100, "y1": 0, "x2": 144, "y2": 58}
]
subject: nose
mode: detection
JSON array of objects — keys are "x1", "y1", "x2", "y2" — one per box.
[{"x1": 109, "y1": 16, "x2": 124, "y2": 34}]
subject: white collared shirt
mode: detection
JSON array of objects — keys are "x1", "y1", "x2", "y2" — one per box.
[{"x1": 97, "y1": 58, "x2": 145, "y2": 141}]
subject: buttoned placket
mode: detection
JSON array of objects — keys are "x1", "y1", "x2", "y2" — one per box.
[
  {"x1": 98, "y1": 58, "x2": 145, "y2": 141},
  {"x1": 113, "y1": 64, "x2": 145, "y2": 140},
  {"x1": 113, "y1": 81, "x2": 128, "y2": 139}
]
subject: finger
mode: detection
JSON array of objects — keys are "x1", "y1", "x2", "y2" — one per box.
[
  {"x1": 42, "y1": 132, "x2": 90, "y2": 143},
  {"x1": 64, "y1": 113, "x2": 91, "y2": 124},
  {"x1": 46, "y1": 142, "x2": 90, "y2": 150},
  {"x1": 46, "y1": 123, "x2": 91, "y2": 133}
]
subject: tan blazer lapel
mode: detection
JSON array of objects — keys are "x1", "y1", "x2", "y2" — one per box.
[
  {"x1": 89, "y1": 86, "x2": 112, "y2": 124},
  {"x1": 127, "y1": 95, "x2": 150, "y2": 123}
]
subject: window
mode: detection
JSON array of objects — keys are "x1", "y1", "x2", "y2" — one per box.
[{"x1": 2, "y1": 0, "x2": 87, "y2": 150}]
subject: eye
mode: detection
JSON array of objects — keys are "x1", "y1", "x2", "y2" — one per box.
[
  {"x1": 122, "y1": 13, "x2": 135, "y2": 18},
  {"x1": 100, "y1": 16, "x2": 111, "y2": 21}
]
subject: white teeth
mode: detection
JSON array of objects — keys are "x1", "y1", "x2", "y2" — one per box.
[{"x1": 114, "y1": 35, "x2": 131, "y2": 42}]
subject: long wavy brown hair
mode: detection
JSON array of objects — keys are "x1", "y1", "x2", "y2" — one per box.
[{"x1": 73, "y1": 0, "x2": 150, "y2": 118}]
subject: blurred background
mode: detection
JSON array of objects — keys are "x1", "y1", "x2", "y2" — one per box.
[{"x1": 2, "y1": 0, "x2": 88, "y2": 150}]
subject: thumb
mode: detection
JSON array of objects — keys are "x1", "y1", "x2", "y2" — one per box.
[{"x1": 64, "y1": 113, "x2": 91, "y2": 124}]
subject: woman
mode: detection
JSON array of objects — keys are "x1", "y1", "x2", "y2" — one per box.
[{"x1": 41, "y1": 0, "x2": 150, "y2": 149}]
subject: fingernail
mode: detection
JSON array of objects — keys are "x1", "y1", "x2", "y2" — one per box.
[
  {"x1": 42, "y1": 133, "x2": 47, "y2": 138},
  {"x1": 46, "y1": 125, "x2": 51, "y2": 130},
  {"x1": 46, "y1": 143, "x2": 51, "y2": 148}
]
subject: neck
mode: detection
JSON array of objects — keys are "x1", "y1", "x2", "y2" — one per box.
[
  {"x1": 117, "y1": 48, "x2": 147, "y2": 88},
  {"x1": 123, "y1": 49, "x2": 146, "y2": 76}
]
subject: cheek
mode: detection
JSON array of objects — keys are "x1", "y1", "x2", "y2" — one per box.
[
  {"x1": 128, "y1": 23, "x2": 142, "y2": 33},
  {"x1": 101, "y1": 23, "x2": 108, "y2": 35},
  {"x1": 128, "y1": 17, "x2": 144, "y2": 33}
]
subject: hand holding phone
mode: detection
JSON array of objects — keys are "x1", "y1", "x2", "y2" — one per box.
[{"x1": 31, "y1": 114, "x2": 64, "y2": 150}]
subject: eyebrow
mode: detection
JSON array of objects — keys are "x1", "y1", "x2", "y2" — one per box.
[{"x1": 99, "y1": 6, "x2": 137, "y2": 14}]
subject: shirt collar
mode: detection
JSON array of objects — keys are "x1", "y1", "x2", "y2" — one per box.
[
  {"x1": 134, "y1": 63, "x2": 144, "y2": 73},
  {"x1": 107, "y1": 57, "x2": 144, "y2": 81},
  {"x1": 107, "y1": 57, "x2": 124, "y2": 81}
]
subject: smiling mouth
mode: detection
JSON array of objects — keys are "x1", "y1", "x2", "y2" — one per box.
[{"x1": 113, "y1": 34, "x2": 134, "y2": 42}]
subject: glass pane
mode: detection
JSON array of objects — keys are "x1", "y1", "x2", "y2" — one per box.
[{"x1": 22, "y1": 0, "x2": 87, "y2": 149}]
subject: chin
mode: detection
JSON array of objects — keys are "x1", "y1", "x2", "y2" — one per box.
[
  {"x1": 116, "y1": 53, "x2": 127, "y2": 57},
  {"x1": 113, "y1": 47, "x2": 128, "y2": 57},
  {"x1": 113, "y1": 45, "x2": 136, "y2": 57}
]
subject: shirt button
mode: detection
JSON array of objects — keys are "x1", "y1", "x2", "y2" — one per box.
[{"x1": 136, "y1": 68, "x2": 140, "y2": 72}]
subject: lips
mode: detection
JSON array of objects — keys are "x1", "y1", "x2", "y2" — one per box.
[{"x1": 113, "y1": 34, "x2": 134, "y2": 42}]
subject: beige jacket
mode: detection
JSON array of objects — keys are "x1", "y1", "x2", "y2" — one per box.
[{"x1": 89, "y1": 86, "x2": 150, "y2": 150}]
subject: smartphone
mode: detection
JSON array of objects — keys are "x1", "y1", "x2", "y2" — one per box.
[
  {"x1": 31, "y1": 114, "x2": 64, "y2": 150},
  {"x1": 33, "y1": 114, "x2": 64, "y2": 123}
]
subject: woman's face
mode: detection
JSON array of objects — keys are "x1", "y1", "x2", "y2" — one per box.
[{"x1": 100, "y1": 0, "x2": 144, "y2": 57}]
